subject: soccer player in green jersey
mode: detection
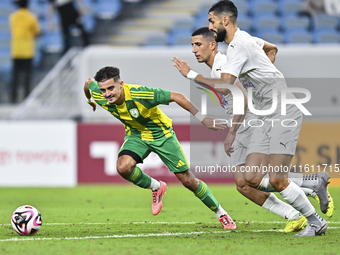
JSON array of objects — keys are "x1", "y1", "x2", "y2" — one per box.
[{"x1": 83, "y1": 66, "x2": 237, "y2": 229}]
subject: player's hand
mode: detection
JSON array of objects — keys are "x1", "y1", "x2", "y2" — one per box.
[
  {"x1": 224, "y1": 131, "x2": 236, "y2": 157},
  {"x1": 86, "y1": 77, "x2": 95, "y2": 85},
  {"x1": 201, "y1": 116, "x2": 227, "y2": 131},
  {"x1": 172, "y1": 56, "x2": 191, "y2": 78},
  {"x1": 88, "y1": 99, "x2": 96, "y2": 112}
]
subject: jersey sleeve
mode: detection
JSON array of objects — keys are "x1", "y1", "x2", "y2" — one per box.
[
  {"x1": 252, "y1": 36, "x2": 265, "y2": 49},
  {"x1": 88, "y1": 81, "x2": 98, "y2": 92},
  {"x1": 133, "y1": 86, "x2": 171, "y2": 106},
  {"x1": 221, "y1": 41, "x2": 249, "y2": 78}
]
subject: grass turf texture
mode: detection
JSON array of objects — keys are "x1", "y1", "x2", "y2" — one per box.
[{"x1": 0, "y1": 185, "x2": 339, "y2": 255}]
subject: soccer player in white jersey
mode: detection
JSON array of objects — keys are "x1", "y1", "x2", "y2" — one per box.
[
  {"x1": 180, "y1": 1, "x2": 329, "y2": 236},
  {"x1": 172, "y1": 27, "x2": 334, "y2": 232}
]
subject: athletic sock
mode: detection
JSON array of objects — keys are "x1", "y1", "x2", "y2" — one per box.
[
  {"x1": 288, "y1": 172, "x2": 303, "y2": 186},
  {"x1": 214, "y1": 204, "x2": 228, "y2": 219},
  {"x1": 279, "y1": 181, "x2": 315, "y2": 218},
  {"x1": 306, "y1": 211, "x2": 324, "y2": 225},
  {"x1": 257, "y1": 174, "x2": 275, "y2": 190},
  {"x1": 150, "y1": 178, "x2": 161, "y2": 191},
  {"x1": 126, "y1": 166, "x2": 152, "y2": 189},
  {"x1": 301, "y1": 173, "x2": 319, "y2": 189},
  {"x1": 194, "y1": 180, "x2": 220, "y2": 211},
  {"x1": 288, "y1": 173, "x2": 316, "y2": 197},
  {"x1": 262, "y1": 193, "x2": 301, "y2": 221}
]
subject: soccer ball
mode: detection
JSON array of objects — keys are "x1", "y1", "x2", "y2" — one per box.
[{"x1": 11, "y1": 205, "x2": 42, "y2": 236}]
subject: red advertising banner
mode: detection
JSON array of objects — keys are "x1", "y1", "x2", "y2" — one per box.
[{"x1": 77, "y1": 123, "x2": 234, "y2": 184}]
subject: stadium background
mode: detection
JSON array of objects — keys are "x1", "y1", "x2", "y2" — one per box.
[{"x1": 1, "y1": 0, "x2": 340, "y2": 187}]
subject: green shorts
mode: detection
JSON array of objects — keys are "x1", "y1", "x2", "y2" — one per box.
[{"x1": 118, "y1": 132, "x2": 189, "y2": 173}]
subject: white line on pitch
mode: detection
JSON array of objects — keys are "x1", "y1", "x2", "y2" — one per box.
[
  {"x1": 2, "y1": 221, "x2": 340, "y2": 226},
  {"x1": 1, "y1": 227, "x2": 340, "y2": 242}
]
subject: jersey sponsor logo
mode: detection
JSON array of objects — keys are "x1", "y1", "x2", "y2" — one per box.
[
  {"x1": 216, "y1": 68, "x2": 222, "y2": 71},
  {"x1": 129, "y1": 108, "x2": 139, "y2": 118},
  {"x1": 230, "y1": 45, "x2": 234, "y2": 49}
]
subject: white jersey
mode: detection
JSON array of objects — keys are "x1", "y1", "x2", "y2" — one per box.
[
  {"x1": 222, "y1": 29, "x2": 288, "y2": 109},
  {"x1": 211, "y1": 35, "x2": 265, "y2": 132}
]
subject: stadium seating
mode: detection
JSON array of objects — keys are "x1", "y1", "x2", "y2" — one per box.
[
  {"x1": 252, "y1": 14, "x2": 281, "y2": 33},
  {"x1": 314, "y1": 30, "x2": 340, "y2": 44},
  {"x1": 249, "y1": 0, "x2": 278, "y2": 16},
  {"x1": 278, "y1": 0, "x2": 303, "y2": 16},
  {"x1": 284, "y1": 30, "x2": 313, "y2": 43},
  {"x1": 144, "y1": 33, "x2": 169, "y2": 46},
  {"x1": 281, "y1": 15, "x2": 310, "y2": 32},
  {"x1": 257, "y1": 30, "x2": 285, "y2": 44}
]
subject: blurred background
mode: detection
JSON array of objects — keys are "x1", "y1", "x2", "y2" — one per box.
[{"x1": 0, "y1": 0, "x2": 340, "y2": 187}]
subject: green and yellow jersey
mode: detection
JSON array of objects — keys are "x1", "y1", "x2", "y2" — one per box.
[{"x1": 89, "y1": 81, "x2": 173, "y2": 141}]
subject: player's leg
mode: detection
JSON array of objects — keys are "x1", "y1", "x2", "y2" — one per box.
[
  {"x1": 288, "y1": 172, "x2": 334, "y2": 217},
  {"x1": 269, "y1": 154, "x2": 327, "y2": 236},
  {"x1": 243, "y1": 154, "x2": 307, "y2": 232},
  {"x1": 174, "y1": 168, "x2": 236, "y2": 229},
  {"x1": 152, "y1": 134, "x2": 236, "y2": 229},
  {"x1": 117, "y1": 138, "x2": 167, "y2": 215}
]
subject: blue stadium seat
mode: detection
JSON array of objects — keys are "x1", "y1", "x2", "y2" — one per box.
[
  {"x1": 95, "y1": 0, "x2": 122, "y2": 20},
  {"x1": 237, "y1": 14, "x2": 252, "y2": 33},
  {"x1": 173, "y1": 18, "x2": 195, "y2": 31},
  {"x1": 42, "y1": 31, "x2": 64, "y2": 53},
  {"x1": 249, "y1": 0, "x2": 278, "y2": 16},
  {"x1": 284, "y1": 30, "x2": 313, "y2": 43},
  {"x1": 312, "y1": 14, "x2": 339, "y2": 31},
  {"x1": 313, "y1": 30, "x2": 340, "y2": 43},
  {"x1": 257, "y1": 30, "x2": 284, "y2": 44},
  {"x1": 195, "y1": 15, "x2": 209, "y2": 29},
  {"x1": 252, "y1": 14, "x2": 281, "y2": 33},
  {"x1": 169, "y1": 29, "x2": 192, "y2": 46},
  {"x1": 278, "y1": 0, "x2": 303, "y2": 16},
  {"x1": 233, "y1": 0, "x2": 249, "y2": 15},
  {"x1": 281, "y1": 15, "x2": 310, "y2": 32},
  {"x1": 144, "y1": 33, "x2": 169, "y2": 46},
  {"x1": 0, "y1": 46, "x2": 12, "y2": 83}
]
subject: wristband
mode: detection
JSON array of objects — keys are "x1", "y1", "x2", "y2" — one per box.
[
  {"x1": 194, "y1": 111, "x2": 205, "y2": 122},
  {"x1": 87, "y1": 97, "x2": 92, "y2": 103},
  {"x1": 187, "y1": 70, "x2": 198, "y2": 81}
]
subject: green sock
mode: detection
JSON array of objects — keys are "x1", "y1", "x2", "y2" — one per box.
[
  {"x1": 194, "y1": 180, "x2": 220, "y2": 211},
  {"x1": 126, "y1": 167, "x2": 151, "y2": 189}
]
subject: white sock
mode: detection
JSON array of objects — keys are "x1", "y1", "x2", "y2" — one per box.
[
  {"x1": 301, "y1": 173, "x2": 319, "y2": 189},
  {"x1": 215, "y1": 204, "x2": 228, "y2": 218},
  {"x1": 279, "y1": 181, "x2": 315, "y2": 218},
  {"x1": 301, "y1": 187, "x2": 316, "y2": 198},
  {"x1": 262, "y1": 193, "x2": 301, "y2": 220},
  {"x1": 288, "y1": 172, "x2": 303, "y2": 186},
  {"x1": 257, "y1": 174, "x2": 275, "y2": 190},
  {"x1": 149, "y1": 179, "x2": 161, "y2": 191}
]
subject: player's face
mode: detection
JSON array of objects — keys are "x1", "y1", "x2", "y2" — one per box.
[
  {"x1": 98, "y1": 78, "x2": 124, "y2": 104},
  {"x1": 208, "y1": 12, "x2": 227, "y2": 43},
  {"x1": 191, "y1": 35, "x2": 213, "y2": 63}
]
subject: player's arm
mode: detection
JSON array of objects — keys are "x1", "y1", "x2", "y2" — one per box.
[
  {"x1": 170, "y1": 91, "x2": 226, "y2": 131},
  {"x1": 262, "y1": 41, "x2": 278, "y2": 64},
  {"x1": 223, "y1": 79, "x2": 248, "y2": 157},
  {"x1": 172, "y1": 56, "x2": 229, "y2": 95},
  {"x1": 84, "y1": 78, "x2": 96, "y2": 111}
]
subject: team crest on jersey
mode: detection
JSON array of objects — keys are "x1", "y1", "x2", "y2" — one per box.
[{"x1": 129, "y1": 108, "x2": 139, "y2": 118}]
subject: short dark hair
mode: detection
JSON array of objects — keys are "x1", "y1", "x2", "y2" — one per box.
[
  {"x1": 209, "y1": 0, "x2": 238, "y2": 23},
  {"x1": 192, "y1": 27, "x2": 216, "y2": 42},
  {"x1": 15, "y1": 0, "x2": 28, "y2": 8},
  {"x1": 94, "y1": 66, "x2": 121, "y2": 82}
]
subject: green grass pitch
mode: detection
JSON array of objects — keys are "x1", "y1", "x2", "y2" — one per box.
[{"x1": 0, "y1": 184, "x2": 339, "y2": 255}]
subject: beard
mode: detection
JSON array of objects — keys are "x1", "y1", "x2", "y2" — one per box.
[{"x1": 215, "y1": 26, "x2": 227, "y2": 43}]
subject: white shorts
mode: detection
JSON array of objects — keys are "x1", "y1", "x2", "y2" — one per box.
[
  {"x1": 248, "y1": 102, "x2": 303, "y2": 156},
  {"x1": 231, "y1": 130, "x2": 252, "y2": 166}
]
